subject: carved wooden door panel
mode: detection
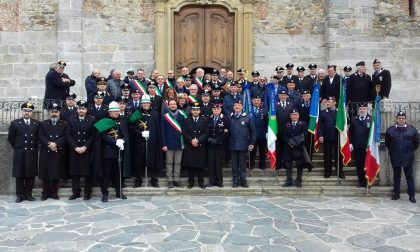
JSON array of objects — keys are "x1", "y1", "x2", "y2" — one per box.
[{"x1": 174, "y1": 6, "x2": 234, "y2": 75}]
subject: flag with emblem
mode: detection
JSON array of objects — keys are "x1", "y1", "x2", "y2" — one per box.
[
  {"x1": 308, "y1": 82, "x2": 320, "y2": 152},
  {"x1": 364, "y1": 95, "x2": 381, "y2": 186},
  {"x1": 267, "y1": 83, "x2": 278, "y2": 171},
  {"x1": 335, "y1": 78, "x2": 351, "y2": 166},
  {"x1": 242, "y1": 81, "x2": 252, "y2": 116}
]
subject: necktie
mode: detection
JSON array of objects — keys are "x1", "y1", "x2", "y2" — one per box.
[
  {"x1": 361, "y1": 116, "x2": 365, "y2": 121},
  {"x1": 96, "y1": 106, "x2": 100, "y2": 110},
  {"x1": 213, "y1": 117, "x2": 218, "y2": 127},
  {"x1": 282, "y1": 102, "x2": 285, "y2": 108},
  {"x1": 292, "y1": 122, "x2": 296, "y2": 127},
  {"x1": 26, "y1": 120, "x2": 30, "y2": 125},
  {"x1": 306, "y1": 102, "x2": 309, "y2": 107},
  {"x1": 134, "y1": 101, "x2": 138, "y2": 107},
  {"x1": 159, "y1": 85, "x2": 163, "y2": 92}
]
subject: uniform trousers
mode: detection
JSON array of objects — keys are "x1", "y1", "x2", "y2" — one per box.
[
  {"x1": 353, "y1": 147, "x2": 367, "y2": 186},
  {"x1": 250, "y1": 138, "x2": 267, "y2": 169},
  {"x1": 16, "y1": 177, "x2": 35, "y2": 197},
  {"x1": 231, "y1": 150, "x2": 247, "y2": 185},
  {"x1": 208, "y1": 147, "x2": 224, "y2": 185},
  {"x1": 101, "y1": 158, "x2": 122, "y2": 196},
  {"x1": 71, "y1": 175, "x2": 92, "y2": 195},
  {"x1": 323, "y1": 140, "x2": 343, "y2": 176},
  {"x1": 393, "y1": 166, "x2": 415, "y2": 197}
]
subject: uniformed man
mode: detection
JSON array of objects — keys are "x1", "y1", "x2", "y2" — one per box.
[
  {"x1": 343, "y1": 65, "x2": 352, "y2": 80},
  {"x1": 117, "y1": 97, "x2": 130, "y2": 123},
  {"x1": 385, "y1": 111, "x2": 419, "y2": 203},
  {"x1": 126, "y1": 89, "x2": 141, "y2": 114},
  {"x1": 207, "y1": 103, "x2": 230, "y2": 187},
  {"x1": 210, "y1": 69, "x2": 222, "y2": 90},
  {"x1": 88, "y1": 92, "x2": 109, "y2": 120},
  {"x1": 66, "y1": 100, "x2": 96, "y2": 200},
  {"x1": 298, "y1": 90, "x2": 313, "y2": 162},
  {"x1": 130, "y1": 94, "x2": 162, "y2": 188},
  {"x1": 200, "y1": 91, "x2": 213, "y2": 119},
  {"x1": 181, "y1": 67, "x2": 190, "y2": 81},
  {"x1": 61, "y1": 93, "x2": 78, "y2": 121},
  {"x1": 305, "y1": 63, "x2": 318, "y2": 85},
  {"x1": 96, "y1": 77, "x2": 113, "y2": 105},
  {"x1": 286, "y1": 80, "x2": 301, "y2": 108},
  {"x1": 236, "y1": 68, "x2": 248, "y2": 86},
  {"x1": 223, "y1": 81, "x2": 243, "y2": 116},
  {"x1": 250, "y1": 71, "x2": 267, "y2": 101},
  {"x1": 321, "y1": 65, "x2": 341, "y2": 104},
  {"x1": 271, "y1": 75, "x2": 287, "y2": 96},
  {"x1": 38, "y1": 103, "x2": 68, "y2": 200},
  {"x1": 276, "y1": 90, "x2": 293, "y2": 169},
  {"x1": 229, "y1": 99, "x2": 257, "y2": 188},
  {"x1": 120, "y1": 83, "x2": 132, "y2": 102},
  {"x1": 250, "y1": 70, "x2": 260, "y2": 87},
  {"x1": 210, "y1": 86, "x2": 223, "y2": 104},
  {"x1": 282, "y1": 63, "x2": 299, "y2": 86},
  {"x1": 8, "y1": 102, "x2": 40, "y2": 203},
  {"x1": 283, "y1": 109, "x2": 311, "y2": 188},
  {"x1": 249, "y1": 96, "x2": 268, "y2": 170},
  {"x1": 274, "y1": 66, "x2": 285, "y2": 85},
  {"x1": 95, "y1": 101, "x2": 129, "y2": 202},
  {"x1": 372, "y1": 59, "x2": 392, "y2": 99},
  {"x1": 349, "y1": 103, "x2": 371, "y2": 188},
  {"x1": 147, "y1": 84, "x2": 164, "y2": 116},
  {"x1": 318, "y1": 96, "x2": 345, "y2": 179},
  {"x1": 296, "y1": 66, "x2": 312, "y2": 94},
  {"x1": 182, "y1": 102, "x2": 209, "y2": 189},
  {"x1": 44, "y1": 61, "x2": 75, "y2": 106}
]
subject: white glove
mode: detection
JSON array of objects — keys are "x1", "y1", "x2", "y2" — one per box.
[
  {"x1": 350, "y1": 144, "x2": 354, "y2": 151},
  {"x1": 141, "y1": 131, "x2": 150, "y2": 139},
  {"x1": 116, "y1": 139, "x2": 125, "y2": 150}
]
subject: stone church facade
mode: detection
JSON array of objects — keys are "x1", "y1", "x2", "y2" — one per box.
[{"x1": 0, "y1": 0, "x2": 418, "y2": 100}]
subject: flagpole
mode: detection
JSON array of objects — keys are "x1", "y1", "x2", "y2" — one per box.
[{"x1": 337, "y1": 135, "x2": 341, "y2": 185}]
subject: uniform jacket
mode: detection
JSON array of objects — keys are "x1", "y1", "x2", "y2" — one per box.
[
  {"x1": 60, "y1": 106, "x2": 78, "y2": 122},
  {"x1": 208, "y1": 114, "x2": 230, "y2": 148},
  {"x1": 8, "y1": 118, "x2": 40, "y2": 177},
  {"x1": 298, "y1": 101, "x2": 311, "y2": 124},
  {"x1": 276, "y1": 101, "x2": 293, "y2": 135},
  {"x1": 385, "y1": 124, "x2": 419, "y2": 168},
  {"x1": 251, "y1": 106, "x2": 268, "y2": 139},
  {"x1": 101, "y1": 118, "x2": 129, "y2": 159},
  {"x1": 229, "y1": 112, "x2": 257, "y2": 151},
  {"x1": 296, "y1": 77, "x2": 312, "y2": 94},
  {"x1": 349, "y1": 114, "x2": 372, "y2": 149},
  {"x1": 44, "y1": 70, "x2": 75, "y2": 101},
  {"x1": 199, "y1": 102, "x2": 213, "y2": 119},
  {"x1": 346, "y1": 72, "x2": 374, "y2": 103},
  {"x1": 372, "y1": 69, "x2": 392, "y2": 99},
  {"x1": 182, "y1": 116, "x2": 209, "y2": 167},
  {"x1": 282, "y1": 75, "x2": 299, "y2": 85},
  {"x1": 318, "y1": 108, "x2": 338, "y2": 142},
  {"x1": 287, "y1": 90, "x2": 302, "y2": 108},
  {"x1": 88, "y1": 104, "x2": 109, "y2": 121},
  {"x1": 283, "y1": 120, "x2": 312, "y2": 168},
  {"x1": 149, "y1": 95, "x2": 163, "y2": 116},
  {"x1": 85, "y1": 75, "x2": 98, "y2": 105},
  {"x1": 223, "y1": 93, "x2": 243, "y2": 116}
]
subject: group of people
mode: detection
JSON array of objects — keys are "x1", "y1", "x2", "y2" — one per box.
[{"x1": 7, "y1": 59, "x2": 419, "y2": 203}]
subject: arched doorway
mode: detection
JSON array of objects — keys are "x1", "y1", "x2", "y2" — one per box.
[{"x1": 174, "y1": 5, "x2": 234, "y2": 76}]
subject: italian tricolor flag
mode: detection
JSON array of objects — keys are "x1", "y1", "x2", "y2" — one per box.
[
  {"x1": 267, "y1": 84, "x2": 278, "y2": 171},
  {"x1": 335, "y1": 78, "x2": 351, "y2": 166},
  {"x1": 308, "y1": 82, "x2": 320, "y2": 152},
  {"x1": 364, "y1": 96, "x2": 381, "y2": 186}
]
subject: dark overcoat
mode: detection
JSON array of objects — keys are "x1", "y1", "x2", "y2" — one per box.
[{"x1": 182, "y1": 116, "x2": 209, "y2": 167}]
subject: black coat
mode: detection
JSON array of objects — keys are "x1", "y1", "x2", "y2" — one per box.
[
  {"x1": 130, "y1": 108, "x2": 163, "y2": 169},
  {"x1": 282, "y1": 75, "x2": 299, "y2": 85},
  {"x1": 276, "y1": 101, "x2": 293, "y2": 135},
  {"x1": 66, "y1": 115, "x2": 96, "y2": 176},
  {"x1": 385, "y1": 124, "x2": 419, "y2": 168},
  {"x1": 298, "y1": 101, "x2": 311, "y2": 124},
  {"x1": 346, "y1": 73, "x2": 374, "y2": 103},
  {"x1": 321, "y1": 74, "x2": 341, "y2": 102},
  {"x1": 283, "y1": 120, "x2": 312, "y2": 168},
  {"x1": 349, "y1": 115, "x2": 372, "y2": 149},
  {"x1": 372, "y1": 69, "x2": 392, "y2": 99},
  {"x1": 150, "y1": 95, "x2": 163, "y2": 116},
  {"x1": 318, "y1": 108, "x2": 338, "y2": 142},
  {"x1": 200, "y1": 103, "x2": 213, "y2": 119},
  {"x1": 38, "y1": 119, "x2": 68, "y2": 180},
  {"x1": 296, "y1": 77, "x2": 312, "y2": 94},
  {"x1": 251, "y1": 107, "x2": 268, "y2": 140},
  {"x1": 88, "y1": 104, "x2": 109, "y2": 120},
  {"x1": 208, "y1": 115, "x2": 230, "y2": 150},
  {"x1": 182, "y1": 117, "x2": 209, "y2": 168},
  {"x1": 44, "y1": 70, "x2": 75, "y2": 101},
  {"x1": 60, "y1": 107, "x2": 78, "y2": 122},
  {"x1": 7, "y1": 118, "x2": 40, "y2": 177}
]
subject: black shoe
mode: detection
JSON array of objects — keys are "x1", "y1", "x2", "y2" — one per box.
[
  {"x1": 41, "y1": 193, "x2": 48, "y2": 201},
  {"x1": 25, "y1": 195, "x2": 35, "y2": 201},
  {"x1": 308, "y1": 166, "x2": 313, "y2": 172},
  {"x1": 51, "y1": 194, "x2": 60, "y2": 200},
  {"x1": 296, "y1": 182, "x2": 302, "y2": 188},
  {"x1": 151, "y1": 181, "x2": 159, "y2": 188},
  {"x1": 339, "y1": 174, "x2": 345, "y2": 179},
  {"x1": 68, "y1": 193, "x2": 81, "y2": 200},
  {"x1": 133, "y1": 182, "x2": 142, "y2": 188},
  {"x1": 15, "y1": 196, "x2": 24, "y2": 203},
  {"x1": 232, "y1": 183, "x2": 238, "y2": 188},
  {"x1": 102, "y1": 194, "x2": 108, "y2": 202},
  {"x1": 218, "y1": 184, "x2": 224, "y2": 188},
  {"x1": 283, "y1": 182, "x2": 293, "y2": 187},
  {"x1": 83, "y1": 194, "x2": 91, "y2": 201},
  {"x1": 116, "y1": 194, "x2": 127, "y2": 200},
  {"x1": 188, "y1": 184, "x2": 194, "y2": 189},
  {"x1": 391, "y1": 195, "x2": 400, "y2": 200},
  {"x1": 241, "y1": 183, "x2": 249, "y2": 188},
  {"x1": 173, "y1": 181, "x2": 181, "y2": 187},
  {"x1": 324, "y1": 174, "x2": 330, "y2": 178},
  {"x1": 199, "y1": 184, "x2": 205, "y2": 189},
  {"x1": 206, "y1": 183, "x2": 216, "y2": 188},
  {"x1": 409, "y1": 196, "x2": 416, "y2": 203},
  {"x1": 168, "y1": 182, "x2": 174, "y2": 189}
]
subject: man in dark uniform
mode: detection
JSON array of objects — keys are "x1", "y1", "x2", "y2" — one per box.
[
  {"x1": 283, "y1": 109, "x2": 311, "y2": 188},
  {"x1": 250, "y1": 71, "x2": 267, "y2": 101},
  {"x1": 223, "y1": 81, "x2": 242, "y2": 117},
  {"x1": 120, "y1": 83, "x2": 132, "y2": 102},
  {"x1": 349, "y1": 103, "x2": 371, "y2": 188},
  {"x1": 298, "y1": 90, "x2": 313, "y2": 162},
  {"x1": 249, "y1": 70, "x2": 260, "y2": 87},
  {"x1": 318, "y1": 96, "x2": 345, "y2": 179},
  {"x1": 286, "y1": 80, "x2": 301, "y2": 108},
  {"x1": 305, "y1": 63, "x2": 318, "y2": 87},
  {"x1": 96, "y1": 77, "x2": 113, "y2": 105},
  {"x1": 148, "y1": 84, "x2": 163, "y2": 116},
  {"x1": 8, "y1": 102, "x2": 40, "y2": 203},
  {"x1": 229, "y1": 99, "x2": 257, "y2": 188},
  {"x1": 182, "y1": 102, "x2": 209, "y2": 189},
  {"x1": 210, "y1": 69, "x2": 222, "y2": 90},
  {"x1": 296, "y1": 66, "x2": 311, "y2": 94},
  {"x1": 38, "y1": 103, "x2": 68, "y2": 200},
  {"x1": 282, "y1": 63, "x2": 299, "y2": 86},
  {"x1": 386, "y1": 111, "x2": 419, "y2": 203},
  {"x1": 346, "y1": 61, "x2": 374, "y2": 104},
  {"x1": 274, "y1": 66, "x2": 285, "y2": 86},
  {"x1": 210, "y1": 86, "x2": 223, "y2": 104},
  {"x1": 200, "y1": 91, "x2": 213, "y2": 119},
  {"x1": 372, "y1": 59, "x2": 392, "y2": 99},
  {"x1": 126, "y1": 89, "x2": 141, "y2": 114},
  {"x1": 129, "y1": 94, "x2": 162, "y2": 188},
  {"x1": 95, "y1": 101, "x2": 129, "y2": 202},
  {"x1": 61, "y1": 93, "x2": 78, "y2": 121},
  {"x1": 250, "y1": 96, "x2": 268, "y2": 170},
  {"x1": 343, "y1": 65, "x2": 352, "y2": 80},
  {"x1": 66, "y1": 100, "x2": 96, "y2": 200},
  {"x1": 88, "y1": 92, "x2": 109, "y2": 120},
  {"x1": 207, "y1": 103, "x2": 230, "y2": 187},
  {"x1": 321, "y1": 65, "x2": 342, "y2": 103},
  {"x1": 276, "y1": 90, "x2": 293, "y2": 169},
  {"x1": 44, "y1": 61, "x2": 75, "y2": 106}
]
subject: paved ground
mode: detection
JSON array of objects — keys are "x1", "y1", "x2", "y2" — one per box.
[{"x1": 0, "y1": 195, "x2": 419, "y2": 252}]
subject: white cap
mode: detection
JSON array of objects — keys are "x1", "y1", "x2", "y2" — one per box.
[{"x1": 108, "y1": 101, "x2": 119, "y2": 112}]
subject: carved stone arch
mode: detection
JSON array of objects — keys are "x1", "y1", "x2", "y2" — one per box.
[{"x1": 154, "y1": 0, "x2": 255, "y2": 76}]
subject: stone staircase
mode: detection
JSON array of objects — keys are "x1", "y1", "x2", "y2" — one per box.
[{"x1": 33, "y1": 152, "x2": 393, "y2": 198}]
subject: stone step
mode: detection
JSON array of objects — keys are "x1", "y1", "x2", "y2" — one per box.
[{"x1": 32, "y1": 185, "x2": 393, "y2": 198}]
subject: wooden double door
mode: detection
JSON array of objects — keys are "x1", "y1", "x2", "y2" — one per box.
[{"x1": 174, "y1": 5, "x2": 235, "y2": 74}]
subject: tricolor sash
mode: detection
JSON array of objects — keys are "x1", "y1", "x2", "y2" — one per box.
[
  {"x1": 194, "y1": 77, "x2": 204, "y2": 90},
  {"x1": 179, "y1": 110, "x2": 188, "y2": 118},
  {"x1": 187, "y1": 95, "x2": 198, "y2": 104},
  {"x1": 165, "y1": 79, "x2": 173, "y2": 88},
  {"x1": 155, "y1": 86, "x2": 162, "y2": 97},
  {"x1": 163, "y1": 112, "x2": 184, "y2": 149},
  {"x1": 132, "y1": 80, "x2": 147, "y2": 95}
]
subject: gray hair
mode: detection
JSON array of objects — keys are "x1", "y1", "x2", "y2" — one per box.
[
  {"x1": 196, "y1": 68, "x2": 204, "y2": 74},
  {"x1": 50, "y1": 63, "x2": 58, "y2": 70}
]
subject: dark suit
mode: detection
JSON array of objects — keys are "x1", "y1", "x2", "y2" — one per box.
[
  {"x1": 321, "y1": 74, "x2": 341, "y2": 102},
  {"x1": 250, "y1": 107, "x2": 268, "y2": 169},
  {"x1": 88, "y1": 104, "x2": 109, "y2": 120},
  {"x1": 298, "y1": 101, "x2": 312, "y2": 159},
  {"x1": 350, "y1": 114, "x2": 372, "y2": 187},
  {"x1": 149, "y1": 95, "x2": 163, "y2": 116},
  {"x1": 275, "y1": 101, "x2": 293, "y2": 169},
  {"x1": 199, "y1": 103, "x2": 213, "y2": 119},
  {"x1": 372, "y1": 69, "x2": 392, "y2": 99}
]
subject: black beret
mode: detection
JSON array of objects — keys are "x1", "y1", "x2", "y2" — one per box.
[
  {"x1": 279, "y1": 90, "x2": 287, "y2": 95},
  {"x1": 202, "y1": 90, "x2": 210, "y2": 96},
  {"x1": 212, "y1": 85, "x2": 222, "y2": 91},
  {"x1": 302, "y1": 90, "x2": 311, "y2": 95},
  {"x1": 94, "y1": 92, "x2": 104, "y2": 99},
  {"x1": 290, "y1": 108, "x2": 299, "y2": 114}
]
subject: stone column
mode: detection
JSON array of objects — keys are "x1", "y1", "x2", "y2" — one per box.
[
  {"x1": 378, "y1": 99, "x2": 393, "y2": 186},
  {"x1": 0, "y1": 133, "x2": 15, "y2": 194}
]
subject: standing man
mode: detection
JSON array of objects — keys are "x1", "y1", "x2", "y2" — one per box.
[
  {"x1": 283, "y1": 109, "x2": 311, "y2": 188},
  {"x1": 276, "y1": 90, "x2": 293, "y2": 169},
  {"x1": 8, "y1": 102, "x2": 40, "y2": 203},
  {"x1": 223, "y1": 82, "x2": 242, "y2": 116},
  {"x1": 321, "y1": 65, "x2": 341, "y2": 104},
  {"x1": 88, "y1": 93, "x2": 109, "y2": 120},
  {"x1": 305, "y1": 63, "x2": 318, "y2": 87},
  {"x1": 85, "y1": 69, "x2": 100, "y2": 105},
  {"x1": 298, "y1": 90, "x2": 313, "y2": 161},
  {"x1": 61, "y1": 93, "x2": 78, "y2": 122},
  {"x1": 66, "y1": 100, "x2": 96, "y2": 200},
  {"x1": 349, "y1": 103, "x2": 371, "y2": 188},
  {"x1": 38, "y1": 103, "x2": 68, "y2": 200},
  {"x1": 283, "y1": 63, "x2": 298, "y2": 86},
  {"x1": 44, "y1": 61, "x2": 75, "y2": 105},
  {"x1": 107, "y1": 70, "x2": 125, "y2": 100},
  {"x1": 148, "y1": 85, "x2": 163, "y2": 115},
  {"x1": 372, "y1": 59, "x2": 392, "y2": 99},
  {"x1": 130, "y1": 94, "x2": 162, "y2": 188},
  {"x1": 229, "y1": 99, "x2": 257, "y2": 188},
  {"x1": 207, "y1": 103, "x2": 230, "y2": 187},
  {"x1": 250, "y1": 96, "x2": 268, "y2": 170},
  {"x1": 182, "y1": 102, "x2": 209, "y2": 189},
  {"x1": 318, "y1": 96, "x2": 345, "y2": 179},
  {"x1": 346, "y1": 61, "x2": 374, "y2": 104},
  {"x1": 343, "y1": 66, "x2": 352, "y2": 80},
  {"x1": 386, "y1": 111, "x2": 419, "y2": 203}
]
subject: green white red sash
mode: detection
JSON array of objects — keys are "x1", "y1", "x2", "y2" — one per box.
[
  {"x1": 132, "y1": 80, "x2": 147, "y2": 95},
  {"x1": 165, "y1": 79, "x2": 173, "y2": 88},
  {"x1": 194, "y1": 77, "x2": 204, "y2": 90},
  {"x1": 163, "y1": 112, "x2": 184, "y2": 149},
  {"x1": 155, "y1": 86, "x2": 162, "y2": 97},
  {"x1": 187, "y1": 95, "x2": 198, "y2": 104},
  {"x1": 179, "y1": 110, "x2": 188, "y2": 118}
]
